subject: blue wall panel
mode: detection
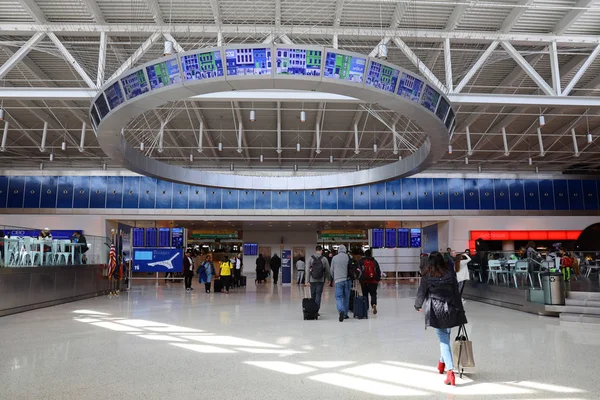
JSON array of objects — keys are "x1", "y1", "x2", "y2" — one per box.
[
  {"x1": 305, "y1": 190, "x2": 320, "y2": 209},
  {"x1": 156, "y1": 180, "x2": 173, "y2": 209},
  {"x1": 568, "y1": 180, "x2": 584, "y2": 211},
  {"x1": 539, "y1": 180, "x2": 554, "y2": 210},
  {"x1": 321, "y1": 189, "x2": 337, "y2": 210},
  {"x1": 206, "y1": 188, "x2": 222, "y2": 209},
  {"x1": 73, "y1": 176, "x2": 91, "y2": 208},
  {"x1": 0, "y1": 176, "x2": 8, "y2": 208},
  {"x1": 138, "y1": 177, "x2": 156, "y2": 209},
  {"x1": 354, "y1": 186, "x2": 370, "y2": 210},
  {"x1": 509, "y1": 180, "x2": 525, "y2": 210},
  {"x1": 222, "y1": 189, "x2": 239, "y2": 209},
  {"x1": 24, "y1": 176, "x2": 42, "y2": 208},
  {"x1": 417, "y1": 178, "x2": 434, "y2": 210},
  {"x1": 40, "y1": 176, "x2": 58, "y2": 208},
  {"x1": 338, "y1": 188, "x2": 353, "y2": 209},
  {"x1": 7, "y1": 176, "x2": 25, "y2": 208},
  {"x1": 448, "y1": 178, "x2": 464, "y2": 210},
  {"x1": 90, "y1": 176, "x2": 107, "y2": 208},
  {"x1": 239, "y1": 190, "x2": 254, "y2": 209},
  {"x1": 189, "y1": 186, "x2": 206, "y2": 209},
  {"x1": 464, "y1": 179, "x2": 479, "y2": 210},
  {"x1": 106, "y1": 176, "x2": 123, "y2": 208},
  {"x1": 57, "y1": 176, "x2": 74, "y2": 208},
  {"x1": 401, "y1": 178, "x2": 417, "y2": 209},
  {"x1": 172, "y1": 183, "x2": 189, "y2": 209},
  {"x1": 122, "y1": 177, "x2": 139, "y2": 209},
  {"x1": 583, "y1": 180, "x2": 598, "y2": 210},
  {"x1": 289, "y1": 190, "x2": 304, "y2": 209},
  {"x1": 524, "y1": 180, "x2": 540, "y2": 210},
  {"x1": 370, "y1": 183, "x2": 386, "y2": 210},
  {"x1": 493, "y1": 180, "x2": 510, "y2": 210},
  {"x1": 273, "y1": 191, "x2": 288, "y2": 209},
  {"x1": 433, "y1": 179, "x2": 449, "y2": 210},
  {"x1": 479, "y1": 179, "x2": 495, "y2": 210},
  {"x1": 386, "y1": 181, "x2": 401, "y2": 210},
  {"x1": 553, "y1": 180, "x2": 569, "y2": 210},
  {"x1": 255, "y1": 190, "x2": 271, "y2": 209}
]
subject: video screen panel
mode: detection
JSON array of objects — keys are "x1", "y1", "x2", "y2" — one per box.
[
  {"x1": 226, "y1": 48, "x2": 272, "y2": 76},
  {"x1": 181, "y1": 50, "x2": 224, "y2": 81},
  {"x1": 436, "y1": 97, "x2": 450, "y2": 122},
  {"x1": 158, "y1": 227, "x2": 171, "y2": 247},
  {"x1": 94, "y1": 95, "x2": 110, "y2": 118},
  {"x1": 243, "y1": 243, "x2": 258, "y2": 256},
  {"x1": 105, "y1": 82, "x2": 125, "y2": 110},
  {"x1": 397, "y1": 72, "x2": 424, "y2": 102},
  {"x1": 366, "y1": 61, "x2": 399, "y2": 93},
  {"x1": 445, "y1": 109, "x2": 455, "y2": 130},
  {"x1": 372, "y1": 228, "x2": 384, "y2": 248},
  {"x1": 171, "y1": 228, "x2": 184, "y2": 248},
  {"x1": 397, "y1": 228, "x2": 409, "y2": 248},
  {"x1": 121, "y1": 70, "x2": 149, "y2": 100},
  {"x1": 146, "y1": 228, "x2": 157, "y2": 247},
  {"x1": 132, "y1": 228, "x2": 145, "y2": 247},
  {"x1": 275, "y1": 48, "x2": 322, "y2": 76},
  {"x1": 421, "y1": 85, "x2": 441, "y2": 113},
  {"x1": 410, "y1": 228, "x2": 422, "y2": 248},
  {"x1": 324, "y1": 52, "x2": 366, "y2": 83},
  {"x1": 147, "y1": 58, "x2": 181, "y2": 89},
  {"x1": 385, "y1": 229, "x2": 397, "y2": 248},
  {"x1": 90, "y1": 106, "x2": 101, "y2": 127}
]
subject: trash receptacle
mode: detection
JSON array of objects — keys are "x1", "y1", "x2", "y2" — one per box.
[{"x1": 541, "y1": 272, "x2": 565, "y2": 305}]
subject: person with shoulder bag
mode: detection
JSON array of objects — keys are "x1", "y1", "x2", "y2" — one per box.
[
  {"x1": 198, "y1": 255, "x2": 214, "y2": 293},
  {"x1": 414, "y1": 252, "x2": 467, "y2": 386}
]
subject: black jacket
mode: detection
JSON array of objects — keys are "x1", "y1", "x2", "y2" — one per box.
[
  {"x1": 270, "y1": 255, "x2": 281, "y2": 270},
  {"x1": 256, "y1": 256, "x2": 266, "y2": 272},
  {"x1": 183, "y1": 256, "x2": 194, "y2": 276},
  {"x1": 414, "y1": 269, "x2": 467, "y2": 329}
]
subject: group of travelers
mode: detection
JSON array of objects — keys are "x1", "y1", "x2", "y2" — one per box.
[
  {"x1": 254, "y1": 253, "x2": 282, "y2": 284},
  {"x1": 180, "y1": 250, "x2": 244, "y2": 294}
]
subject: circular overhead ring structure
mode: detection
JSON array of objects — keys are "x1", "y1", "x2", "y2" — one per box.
[{"x1": 91, "y1": 44, "x2": 455, "y2": 190}]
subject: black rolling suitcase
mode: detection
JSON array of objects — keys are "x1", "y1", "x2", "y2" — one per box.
[
  {"x1": 213, "y1": 278, "x2": 223, "y2": 293},
  {"x1": 302, "y1": 286, "x2": 319, "y2": 320},
  {"x1": 240, "y1": 276, "x2": 247, "y2": 287},
  {"x1": 352, "y1": 282, "x2": 368, "y2": 319}
]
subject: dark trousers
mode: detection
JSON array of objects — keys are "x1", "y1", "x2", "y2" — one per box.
[
  {"x1": 184, "y1": 275, "x2": 192, "y2": 289},
  {"x1": 310, "y1": 282, "x2": 325, "y2": 310},
  {"x1": 234, "y1": 269, "x2": 241, "y2": 287},
  {"x1": 222, "y1": 276, "x2": 232, "y2": 292},
  {"x1": 459, "y1": 280, "x2": 465, "y2": 296},
  {"x1": 272, "y1": 267, "x2": 280, "y2": 284},
  {"x1": 204, "y1": 282, "x2": 211, "y2": 293},
  {"x1": 361, "y1": 282, "x2": 378, "y2": 306}
]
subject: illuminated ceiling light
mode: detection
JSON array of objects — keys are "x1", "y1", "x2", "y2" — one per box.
[
  {"x1": 356, "y1": 164, "x2": 361, "y2": 171},
  {"x1": 464, "y1": 157, "x2": 469, "y2": 165},
  {"x1": 39, "y1": 162, "x2": 43, "y2": 170},
  {"x1": 218, "y1": 142, "x2": 223, "y2": 151},
  {"x1": 61, "y1": 141, "x2": 66, "y2": 151},
  {"x1": 249, "y1": 109, "x2": 256, "y2": 122},
  {"x1": 260, "y1": 154, "x2": 264, "y2": 163},
  {"x1": 448, "y1": 145, "x2": 452, "y2": 154},
  {"x1": 296, "y1": 142, "x2": 301, "y2": 152},
  {"x1": 300, "y1": 110, "x2": 306, "y2": 123},
  {"x1": 0, "y1": 121, "x2": 7, "y2": 152},
  {"x1": 377, "y1": 42, "x2": 388, "y2": 60},
  {"x1": 49, "y1": 153, "x2": 54, "y2": 161},
  {"x1": 587, "y1": 132, "x2": 593, "y2": 144},
  {"x1": 230, "y1": 163, "x2": 234, "y2": 171},
  {"x1": 477, "y1": 165, "x2": 482, "y2": 173},
  {"x1": 294, "y1": 164, "x2": 298, "y2": 171},
  {"x1": 373, "y1": 143, "x2": 378, "y2": 153},
  {"x1": 189, "y1": 153, "x2": 194, "y2": 162},
  {"x1": 140, "y1": 142, "x2": 144, "y2": 151},
  {"x1": 528, "y1": 157, "x2": 533, "y2": 165},
  {"x1": 535, "y1": 166, "x2": 539, "y2": 174},
  {"x1": 164, "y1": 40, "x2": 173, "y2": 56},
  {"x1": 0, "y1": 108, "x2": 4, "y2": 121},
  {"x1": 329, "y1": 155, "x2": 334, "y2": 163},
  {"x1": 102, "y1": 163, "x2": 107, "y2": 170},
  {"x1": 539, "y1": 115, "x2": 545, "y2": 127}
]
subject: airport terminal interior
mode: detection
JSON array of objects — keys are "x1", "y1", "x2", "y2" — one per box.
[{"x1": 2, "y1": 0, "x2": 600, "y2": 398}]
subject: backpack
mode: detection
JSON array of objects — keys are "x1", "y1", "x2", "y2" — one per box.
[
  {"x1": 561, "y1": 256, "x2": 573, "y2": 268},
  {"x1": 310, "y1": 255, "x2": 325, "y2": 280},
  {"x1": 362, "y1": 258, "x2": 376, "y2": 281},
  {"x1": 347, "y1": 255, "x2": 362, "y2": 280}
]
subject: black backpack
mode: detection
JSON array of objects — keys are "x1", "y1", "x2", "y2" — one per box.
[
  {"x1": 347, "y1": 255, "x2": 362, "y2": 280},
  {"x1": 310, "y1": 255, "x2": 325, "y2": 280}
]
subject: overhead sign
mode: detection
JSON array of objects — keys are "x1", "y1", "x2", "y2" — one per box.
[
  {"x1": 132, "y1": 248, "x2": 183, "y2": 273},
  {"x1": 318, "y1": 229, "x2": 367, "y2": 241},
  {"x1": 189, "y1": 230, "x2": 240, "y2": 240}
]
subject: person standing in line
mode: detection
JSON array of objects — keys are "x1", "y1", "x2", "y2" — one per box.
[
  {"x1": 414, "y1": 252, "x2": 467, "y2": 386},
  {"x1": 198, "y1": 254, "x2": 214, "y2": 293},
  {"x1": 219, "y1": 256, "x2": 234, "y2": 294},
  {"x1": 454, "y1": 252, "x2": 471, "y2": 304},
  {"x1": 305, "y1": 245, "x2": 330, "y2": 314},
  {"x1": 359, "y1": 249, "x2": 382, "y2": 315},
  {"x1": 234, "y1": 253, "x2": 243, "y2": 287},
  {"x1": 183, "y1": 250, "x2": 195, "y2": 291},
  {"x1": 331, "y1": 245, "x2": 352, "y2": 322},
  {"x1": 270, "y1": 253, "x2": 282, "y2": 284},
  {"x1": 296, "y1": 257, "x2": 306, "y2": 285},
  {"x1": 255, "y1": 254, "x2": 266, "y2": 284}
]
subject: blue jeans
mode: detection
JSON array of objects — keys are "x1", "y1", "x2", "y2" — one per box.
[
  {"x1": 310, "y1": 282, "x2": 325, "y2": 310},
  {"x1": 335, "y1": 280, "x2": 351, "y2": 316},
  {"x1": 435, "y1": 328, "x2": 454, "y2": 370}
]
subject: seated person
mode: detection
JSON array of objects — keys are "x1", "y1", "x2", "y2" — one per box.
[{"x1": 38, "y1": 227, "x2": 52, "y2": 240}]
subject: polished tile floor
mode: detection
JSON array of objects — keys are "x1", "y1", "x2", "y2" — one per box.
[{"x1": 0, "y1": 279, "x2": 598, "y2": 400}]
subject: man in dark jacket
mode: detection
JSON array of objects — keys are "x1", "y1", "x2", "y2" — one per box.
[
  {"x1": 255, "y1": 254, "x2": 266, "y2": 283},
  {"x1": 270, "y1": 253, "x2": 281, "y2": 284},
  {"x1": 183, "y1": 250, "x2": 194, "y2": 291},
  {"x1": 359, "y1": 249, "x2": 382, "y2": 315}
]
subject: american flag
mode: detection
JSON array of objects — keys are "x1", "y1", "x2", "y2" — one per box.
[{"x1": 108, "y1": 243, "x2": 117, "y2": 278}]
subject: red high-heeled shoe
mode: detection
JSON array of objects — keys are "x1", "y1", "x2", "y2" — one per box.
[
  {"x1": 444, "y1": 370, "x2": 456, "y2": 386},
  {"x1": 437, "y1": 361, "x2": 445, "y2": 374}
]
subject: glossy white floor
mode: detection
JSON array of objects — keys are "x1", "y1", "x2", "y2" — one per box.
[{"x1": 0, "y1": 279, "x2": 598, "y2": 400}]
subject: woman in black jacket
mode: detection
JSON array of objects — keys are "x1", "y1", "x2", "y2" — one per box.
[{"x1": 414, "y1": 252, "x2": 467, "y2": 386}]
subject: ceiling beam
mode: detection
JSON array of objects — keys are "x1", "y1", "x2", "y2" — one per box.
[
  {"x1": 563, "y1": 44, "x2": 600, "y2": 96},
  {"x1": 0, "y1": 32, "x2": 45, "y2": 80},
  {"x1": 554, "y1": 0, "x2": 594, "y2": 35},
  {"x1": 392, "y1": 37, "x2": 447, "y2": 94},
  {"x1": 47, "y1": 32, "x2": 97, "y2": 89},
  {"x1": 453, "y1": 41, "x2": 499, "y2": 94},
  {"x1": 107, "y1": 32, "x2": 162, "y2": 83},
  {"x1": 446, "y1": 4, "x2": 468, "y2": 31},
  {"x1": 500, "y1": 0, "x2": 535, "y2": 32},
  {"x1": 501, "y1": 41, "x2": 556, "y2": 96},
  {"x1": 190, "y1": 103, "x2": 219, "y2": 161}
]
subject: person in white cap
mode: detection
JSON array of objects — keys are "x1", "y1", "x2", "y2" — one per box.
[{"x1": 38, "y1": 227, "x2": 52, "y2": 240}]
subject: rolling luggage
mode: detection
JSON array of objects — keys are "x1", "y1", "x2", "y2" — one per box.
[
  {"x1": 352, "y1": 283, "x2": 368, "y2": 319},
  {"x1": 240, "y1": 276, "x2": 247, "y2": 287},
  {"x1": 213, "y1": 278, "x2": 223, "y2": 293},
  {"x1": 302, "y1": 286, "x2": 319, "y2": 320}
]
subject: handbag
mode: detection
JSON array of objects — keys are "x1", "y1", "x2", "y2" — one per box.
[{"x1": 452, "y1": 324, "x2": 475, "y2": 377}]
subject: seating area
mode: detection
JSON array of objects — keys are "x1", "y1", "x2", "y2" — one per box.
[{"x1": 1, "y1": 237, "x2": 84, "y2": 267}]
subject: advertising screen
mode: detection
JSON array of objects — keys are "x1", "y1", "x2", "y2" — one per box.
[
  {"x1": 420, "y1": 85, "x2": 441, "y2": 113},
  {"x1": 372, "y1": 228, "x2": 384, "y2": 248},
  {"x1": 397, "y1": 228, "x2": 409, "y2": 248},
  {"x1": 94, "y1": 95, "x2": 110, "y2": 118},
  {"x1": 181, "y1": 51, "x2": 224, "y2": 81},
  {"x1": 158, "y1": 227, "x2": 171, "y2": 247},
  {"x1": 133, "y1": 248, "x2": 183, "y2": 273},
  {"x1": 436, "y1": 97, "x2": 450, "y2": 122},
  {"x1": 397, "y1": 73, "x2": 424, "y2": 102},
  {"x1": 146, "y1": 58, "x2": 182, "y2": 89},
  {"x1": 324, "y1": 52, "x2": 366, "y2": 83},
  {"x1": 385, "y1": 228, "x2": 397, "y2": 248},
  {"x1": 171, "y1": 227, "x2": 184, "y2": 248},
  {"x1": 366, "y1": 61, "x2": 399, "y2": 93},
  {"x1": 275, "y1": 48, "x2": 322, "y2": 76},
  {"x1": 410, "y1": 228, "x2": 422, "y2": 248},
  {"x1": 145, "y1": 228, "x2": 157, "y2": 247},
  {"x1": 132, "y1": 227, "x2": 145, "y2": 247},
  {"x1": 121, "y1": 70, "x2": 149, "y2": 100},
  {"x1": 105, "y1": 82, "x2": 125, "y2": 110},
  {"x1": 226, "y1": 48, "x2": 272, "y2": 76}
]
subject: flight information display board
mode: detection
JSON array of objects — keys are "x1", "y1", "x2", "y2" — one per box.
[
  {"x1": 420, "y1": 85, "x2": 441, "y2": 113},
  {"x1": 410, "y1": 228, "x2": 422, "y2": 248},
  {"x1": 158, "y1": 227, "x2": 171, "y2": 247},
  {"x1": 324, "y1": 52, "x2": 366, "y2": 83},
  {"x1": 121, "y1": 70, "x2": 149, "y2": 100},
  {"x1": 366, "y1": 61, "x2": 399, "y2": 93},
  {"x1": 385, "y1": 229, "x2": 397, "y2": 248},
  {"x1": 147, "y1": 58, "x2": 181, "y2": 89},
  {"x1": 181, "y1": 50, "x2": 224, "y2": 81},
  {"x1": 171, "y1": 227, "x2": 184, "y2": 248},
  {"x1": 397, "y1": 228, "x2": 409, "y2": 248},
  {"x1": 243, "y1": 243, "x2": 258, "y2": 256},
  {"x1": 94, "y1": 95, "x2": 110, "y2": 118},
  {"x1": 105, "y1": 82, "x2": 125, "y2": 110},
  {"x1": 275, "y1": 48, "x2": 322, "y2": 76},
  {"x1": 372, "y1": 228, "x2": 384, "y2": 248},
  {"x1": 436, "y1": 97, "x2": 451, "y2": 122},
  {"x1": 225, "y1": 48, "x2": 272, "y2": 76},
  {"x1": 397, "y1": 72, "x2": 424, "y2": 102},
  {"x1": 90, "y1": 107, "x2": 101, "y2": 127},
  {"x1": 132, "y1": 227, "x2": 145, "y2": 247},
  {"x1": 146, "y1": 228, "x2": 157, "y2": 247},
  {"x1": 445, "y1": 109, "x2": 455, "y2": 130}
]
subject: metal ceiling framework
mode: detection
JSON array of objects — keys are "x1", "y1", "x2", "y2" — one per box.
[{"x1": 0, "y1": 0, "x2": 600, "y2": 173}]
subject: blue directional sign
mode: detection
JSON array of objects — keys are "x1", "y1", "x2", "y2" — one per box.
[{"x1": 132, "y1": 248, "x2": 183, "y2": 273}]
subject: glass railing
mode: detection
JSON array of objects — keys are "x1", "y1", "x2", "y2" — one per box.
[{"x1": 0, "y1": 224, "x2": 110, "y2": 268}]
